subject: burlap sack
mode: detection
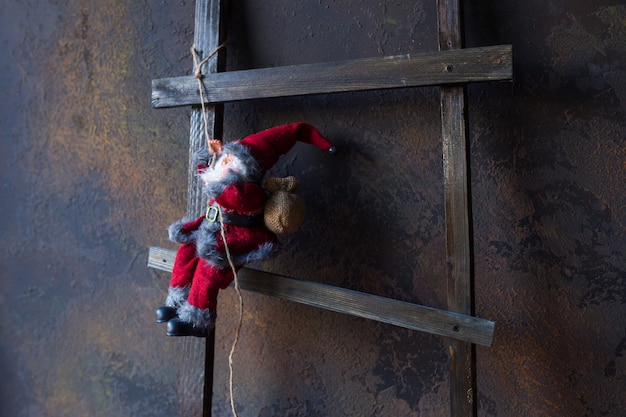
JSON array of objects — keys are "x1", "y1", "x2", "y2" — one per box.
[{"x1": 264, "y1": 176, "x2": 306, "y2": 234}]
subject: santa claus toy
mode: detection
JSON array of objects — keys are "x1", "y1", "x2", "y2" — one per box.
[{"x1": 156, "y1": 122, "x2": 335, "y2": 337}]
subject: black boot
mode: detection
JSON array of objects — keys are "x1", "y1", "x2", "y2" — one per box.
[
  {"x1": 156, "y1": 306, "x2": 178, "y2": 323},
  {"x1": 166, "y1": 318, "x2": 208, "y2": 337}
]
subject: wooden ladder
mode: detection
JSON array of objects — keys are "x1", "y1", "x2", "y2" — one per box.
[{"x1": 147, "y1": 0, "x2": 512, "y2": 415}]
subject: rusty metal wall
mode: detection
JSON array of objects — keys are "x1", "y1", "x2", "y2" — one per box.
[{"x1": 0, "y1": 1, "x2": 624, "y2": 416}]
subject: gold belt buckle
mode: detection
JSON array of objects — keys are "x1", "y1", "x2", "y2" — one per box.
[{"x1": 206, "y1": 205, "x2": 219, "y2": 222}]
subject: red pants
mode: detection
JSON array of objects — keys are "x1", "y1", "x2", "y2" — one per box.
[{"x1": 169, "y1": 242, "x2": 238, "y2": 311}]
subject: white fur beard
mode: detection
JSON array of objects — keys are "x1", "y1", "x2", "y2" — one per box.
[{"x1": 200, "y1": 154, "x2": 250, "y2": 186}]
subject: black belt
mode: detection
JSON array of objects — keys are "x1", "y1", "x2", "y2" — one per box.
[{"x1": 205, "y1": 205, "x2": 264, "y2": 227}]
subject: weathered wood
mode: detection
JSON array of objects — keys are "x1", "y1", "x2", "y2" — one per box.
[
  {"x1": 152, "y1": 45, "x2": 512, "y2": 108},
  {"x1": 148, "y1": 247, "x2": 495, "y2": 347},
  {"x1": 187, "y1": 0, "x2": 226, "y2": 220},
  {"x1": 442, "y1": 85, "x2": 477, "y2": 417},
  {"x1": 438, "y1": 0, "x2": 477, "y2": 416},
  {"x1": 184, "y1": 1, "x2": 226, "y2": 417},
  {"x1": 441, "y1": 86, "x2": 472, "y2": 315}
]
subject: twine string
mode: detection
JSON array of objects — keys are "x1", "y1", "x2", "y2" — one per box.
[
  {"x1": 217, "y1": 206, "x2": 244, "y2": 417},
  {"x1": 191, "y1": 43, "x2": 242, "y2": 417},
  {"x1": 191, "y1": 43, "x2": 226, "y2": 161}
]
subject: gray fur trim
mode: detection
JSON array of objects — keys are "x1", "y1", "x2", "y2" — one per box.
[
  {"x1": 199, "y1": 142, "x2": 262, "y2": 199},
  {"x1": 177, "y1": 302, "x2": 215, "y2": 329},
  {"x1": 168, "y1": 219, "x2": 197, "y2": 244},
  {"x1": 196, "y1": 220, "x2": 220, "y2": 260},
  {"x1": 202, "y1": 170, "x2": 244, "y2": 199},
  {"x1": 200, "y1": 248, "x2": 227, "y2": 268},
  {"x1": 233, "y1": 242, "x2": 276, "y2": 265},
  {"x1": 193, "y1": 147, "x2": 210, "y2": 166},
  {"x1": 165, "y1": 286, "x2": 189, "y2": 307},
  {"x1": 203, "y1": 241, "x2": 277, "y2": 269},
  {"x1": 223, "y1": 142, "x2": 262, "y2": 181}
]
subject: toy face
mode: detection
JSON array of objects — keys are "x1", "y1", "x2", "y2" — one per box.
[{"x1": 200, "y1": 152, "x2": 247, "y2": 186}]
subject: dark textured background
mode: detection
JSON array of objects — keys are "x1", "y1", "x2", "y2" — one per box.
[{"x1": 1, "y1": 1, "x2": 624, "y2": 416}]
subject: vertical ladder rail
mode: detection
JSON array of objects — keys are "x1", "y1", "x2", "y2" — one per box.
[
  {"x1": 181, "y1": 1, "x2": 226, "y2": 416},
  {"x1": 438, "y1": 0, "x2": 477, "y2": 416}
]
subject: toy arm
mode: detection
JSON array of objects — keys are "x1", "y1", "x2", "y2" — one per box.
[
  {"x1": 216, "y1": 183, "x2": 267, "y2": 215},
  {"x1": 168, "y1": 216, "x2": 205, "y2": 244}
]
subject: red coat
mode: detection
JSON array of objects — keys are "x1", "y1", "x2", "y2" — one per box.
[
  {"x1": 168, "y1": 182, "x2": 278, "y2": 312},
  {"x1": 209, "y1": 182, "x2": 276, "y2": 256}
]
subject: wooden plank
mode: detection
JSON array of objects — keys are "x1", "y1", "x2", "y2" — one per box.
[
  {"x1": 148, "y1": 247, "x2": 495, "y2": 347},
  {"x1": 442, "y1": 85, "x2": 477, "y2": 417},
  {"x1": 187, "y1": 0, "x2": 226, "y2": 220},
  {"x1": 441, "y1": 87, "x2": 473, "y2": 321},
  {"x1": 182, "y1": 1, "x2": 226, "y2": 417},
  {"x1": 438, "y1": 0, "x2": 477, "y2": 416},
  {"x1": 152, "y1": 45, "x2": 512, "y2": 108}
]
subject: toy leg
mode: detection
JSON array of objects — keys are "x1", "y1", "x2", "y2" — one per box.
[
  {"x1": 167, "y1": 262, "x2": 238, "y2": 337},
  {"x1": 156, "y1": 242, "x2": 199, "y2": 323}
]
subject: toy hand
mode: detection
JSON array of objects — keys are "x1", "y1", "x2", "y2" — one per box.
[{"x1": 209, "y1": 139, "x2": 222, "y2": 155}]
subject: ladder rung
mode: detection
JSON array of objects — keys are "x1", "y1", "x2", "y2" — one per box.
[
  {"x1": 148, "y1": 247, "x2": 495, "y2": 346},
  {"x1": 152, "y1": 45, "x2": 512, "y2": 108}
]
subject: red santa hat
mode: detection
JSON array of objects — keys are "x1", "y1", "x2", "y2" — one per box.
[{"x1": 224, "y1": 122, "x2": 335, "y2": 178}]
